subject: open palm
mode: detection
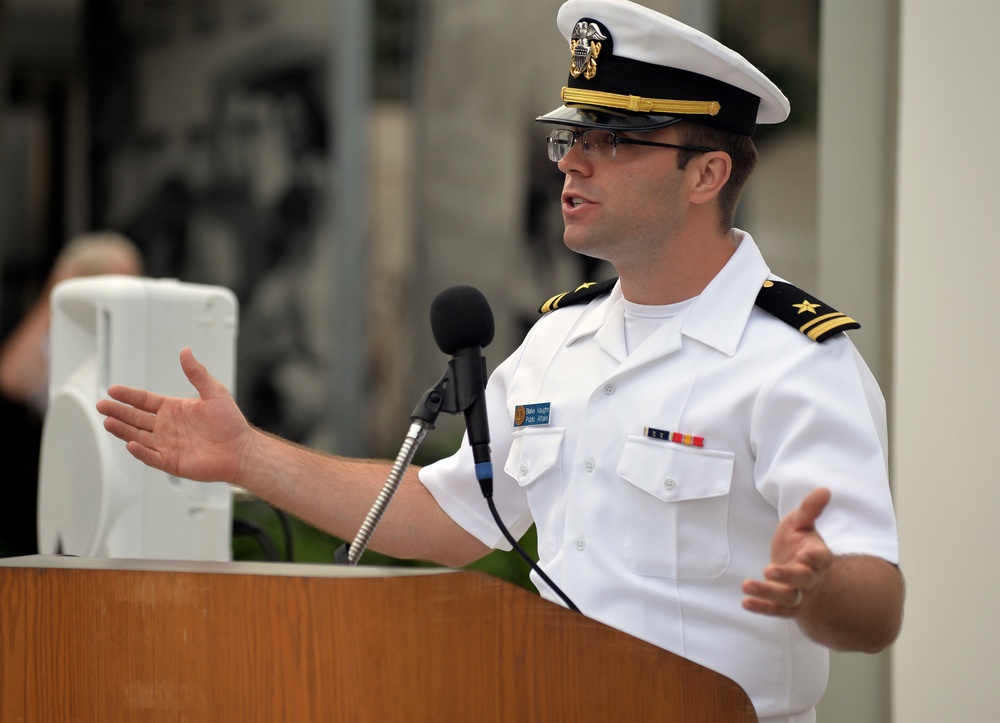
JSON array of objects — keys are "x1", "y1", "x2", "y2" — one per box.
[{"x1": 97, "y1": 347, "x2": 251, "y2": 485}]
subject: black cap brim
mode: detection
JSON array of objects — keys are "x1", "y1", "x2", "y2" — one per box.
[{"x1": 535, "y1": 103, "x2": 684, "y2": 131}]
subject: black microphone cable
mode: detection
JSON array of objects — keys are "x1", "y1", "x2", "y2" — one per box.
[
  {"x1": 232, "y1": 505, "x2": 295, "y2": 562},
  {"x1": 272, "y1": 506, "x2": 295, "y2": 562},
  {"x1": 482, "y1": 486, "x2": 580, "y2": 613},
  {"x1": 232, "y1": 517, "x2": 281, "y2": 561}
]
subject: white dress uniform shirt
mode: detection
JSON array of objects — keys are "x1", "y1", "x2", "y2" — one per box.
[{"x1": 419, "y1": 231, "x2": 899, "y2": 719}]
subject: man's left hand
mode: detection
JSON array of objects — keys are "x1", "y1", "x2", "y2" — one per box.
[{"x1": 741, "y1": 487, "x2": 834, "y2": 618}]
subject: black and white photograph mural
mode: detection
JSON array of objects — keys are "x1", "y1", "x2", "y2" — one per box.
[{"x1": 86, "y1": 0, "x2": 335, "y2": 448}]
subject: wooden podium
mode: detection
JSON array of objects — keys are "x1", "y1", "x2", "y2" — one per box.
[{"x1": 0, "y1": 555, "x2": 755, "y2": 722}]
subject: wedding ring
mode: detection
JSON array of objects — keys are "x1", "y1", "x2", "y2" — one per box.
[{"x1": 792, "y1": 589, "x2": 803, "y2": 607}]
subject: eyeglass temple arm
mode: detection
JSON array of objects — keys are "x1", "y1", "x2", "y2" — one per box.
[{"x1": 615, "y1": 137, "x2": 715, "y2": 153}]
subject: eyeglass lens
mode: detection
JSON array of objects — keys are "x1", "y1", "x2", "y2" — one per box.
[{"x1": 547, "y1": 129, "x2": 617, "y2": 162}]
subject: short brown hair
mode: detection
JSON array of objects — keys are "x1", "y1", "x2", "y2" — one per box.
[{"x1": 675, "y1": 123, "x2": 759, "y2": 232}]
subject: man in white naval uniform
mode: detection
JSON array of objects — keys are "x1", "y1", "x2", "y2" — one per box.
[
  {"x1": 98, "y1": 1, "x2": 904, "y2": 719},
  {"x1": 422, "y1": 232, "x2": 896, "y2": 719}
]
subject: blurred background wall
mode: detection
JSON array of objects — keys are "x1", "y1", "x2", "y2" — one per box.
[
  {"x1": 0, "y1": 0, "x2": 822, "y2": 456},
  {"x1": 0, "y1": 0, "x2": 996, "y2": 720}
]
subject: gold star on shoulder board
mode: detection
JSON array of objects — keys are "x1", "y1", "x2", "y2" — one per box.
[{"x1": 755, "y1": 279, "x2": 861, "y2": 342}]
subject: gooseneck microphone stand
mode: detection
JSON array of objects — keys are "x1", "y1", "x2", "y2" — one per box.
[{"x1": 334, "y1": 352, "x2": 486, "y2": 566}]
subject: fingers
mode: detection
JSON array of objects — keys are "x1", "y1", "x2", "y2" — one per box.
[
  {"x1": 101, "y1": 382, "x2": 166, "y2": 414},
  {"x1": 99, "y1": 349, "x2": 220, "y2": 411},
  {"x1": 99, "y1": 397, "x2": 157, "y2": 430},
  {"x1": 124, "y1": 439, "x2": 165, "y2": 470},
  {"x1": 765, "y1": 557, "x2": 823, "y2": 592},
  {"x1": 99, "y1": 411, "x2": 169, "y2": 473},
  {"x1": 97, "y1": 349, "x2": 223, "y2": 419},
  {"x1": 98, "y1": 388, "x2": 161, "y2": 457},
  {"x1": 101, "y1": 412, "x2": 160, "y2": 460},
  {"x1": 744, "y1": 559, "x2": 818, "y2": 616},
  {"x1": 790, "y1": 487, "x2": 832, "y2": 530},
  {"x1": 101, "y1": 412, "x2": 148, "y2": 442},
  {"x1": 741, "y1": 578, "x2": 804, "y2": 618},
  {"x1": 96, "y1": 348, "x2": 224, "y2": 435},
  {"x1": 179, "y1": 347, "x2": 227, "y2": 401},
  {"x1": 744, "y1": 545, "x2": 833, "y2": 618}
]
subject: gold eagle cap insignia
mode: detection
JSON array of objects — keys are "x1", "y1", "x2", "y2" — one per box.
[{"x1": 570, "y1": 21, "x2": 607, "y2": 80}]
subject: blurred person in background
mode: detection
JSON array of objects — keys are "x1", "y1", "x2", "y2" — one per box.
[{"x1": 0, "y1": 231, "x2": 142, "y2": 556}]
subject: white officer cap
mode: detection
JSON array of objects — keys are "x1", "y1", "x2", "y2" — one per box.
[{"x1": 536, "y1": 0, "x2": 791, "y2": 136}]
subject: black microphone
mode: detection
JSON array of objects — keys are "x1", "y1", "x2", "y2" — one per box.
[
  {"x1": 336, "y1": 285, "x2": 499, "y2": 567},
  {"x1": 430, "y1": 285, "x2": 495, "y2": 495}
]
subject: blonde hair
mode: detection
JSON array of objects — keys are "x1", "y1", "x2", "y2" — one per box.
[{"x1": 52, "y1": 231, "x2": 144, "y2": 281}]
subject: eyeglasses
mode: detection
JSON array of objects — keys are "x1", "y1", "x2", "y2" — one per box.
[{"x1": 546, "y1": 128, "x2": 715, "y2": 163}]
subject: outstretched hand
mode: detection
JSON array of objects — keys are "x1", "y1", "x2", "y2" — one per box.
[
  {"x1": 97, "y1": 347, "x2": 252, "y2": 485},
  {"x1": 742, "y1": 487, "x2": 834, "y2": 618}
]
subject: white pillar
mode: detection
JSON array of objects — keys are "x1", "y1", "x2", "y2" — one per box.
[
  {"x1": 892, "y1": 0, "x2": 1000, "y2": 719},
  {"x1": 816, "y1": 2, "x2": 897, "y2": 719}
]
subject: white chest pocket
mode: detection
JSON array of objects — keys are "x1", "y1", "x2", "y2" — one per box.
[
  {"x1": 504, "y1": 427, "x2": 565, "y2": 562},
  {"x1": 617, "y1": 435, "x2": 735, "y2": 579}
]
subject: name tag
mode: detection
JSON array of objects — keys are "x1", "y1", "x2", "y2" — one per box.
[{"x1": 514, "y1": 402, "x2": 551, "y2": 427}]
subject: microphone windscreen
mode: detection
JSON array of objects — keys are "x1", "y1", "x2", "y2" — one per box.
[{"x1": 430, "y1": 285, "x2": 495, "y2": 354}]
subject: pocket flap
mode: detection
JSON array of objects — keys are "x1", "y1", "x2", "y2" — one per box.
[
  {"x1": 504, "y1": 428, "x2": 566, "y2": 487},
  {"x1": 617, "y1": 436, "x2": 734, "y2": 503}
]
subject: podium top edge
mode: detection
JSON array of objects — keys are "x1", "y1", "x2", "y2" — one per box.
[{"x1": 0, "y1": 555, "x2": 456, "y2": 580}]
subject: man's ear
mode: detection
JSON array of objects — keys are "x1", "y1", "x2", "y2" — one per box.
[{"x1": 688, "y1": 151, "x2": 732, "y2": 205}]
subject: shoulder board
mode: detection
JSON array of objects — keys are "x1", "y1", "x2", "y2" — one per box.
[
  {"x1": 539, "y1": 278, "x2": 618, "y2": 314},
  {"x1": 755, "y1": 279, "x2": 860, "y2": 342}
]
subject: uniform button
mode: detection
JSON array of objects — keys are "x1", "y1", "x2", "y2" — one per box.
[
  {"x1": 575, "y1": 538, "x2": 586, "y2": 551},
  {"x1": 519, "y1": 462, "x2": 527, "y2": 477},
  {"x1": 664, "y1": 477, "x2": 677, "y2": 490},
  {"x1": 584, "y1": 458, "x2": 596, "y2": 473},
  {"x1": 603, "y1": 383, "x2": 616, "y2": 396}
]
